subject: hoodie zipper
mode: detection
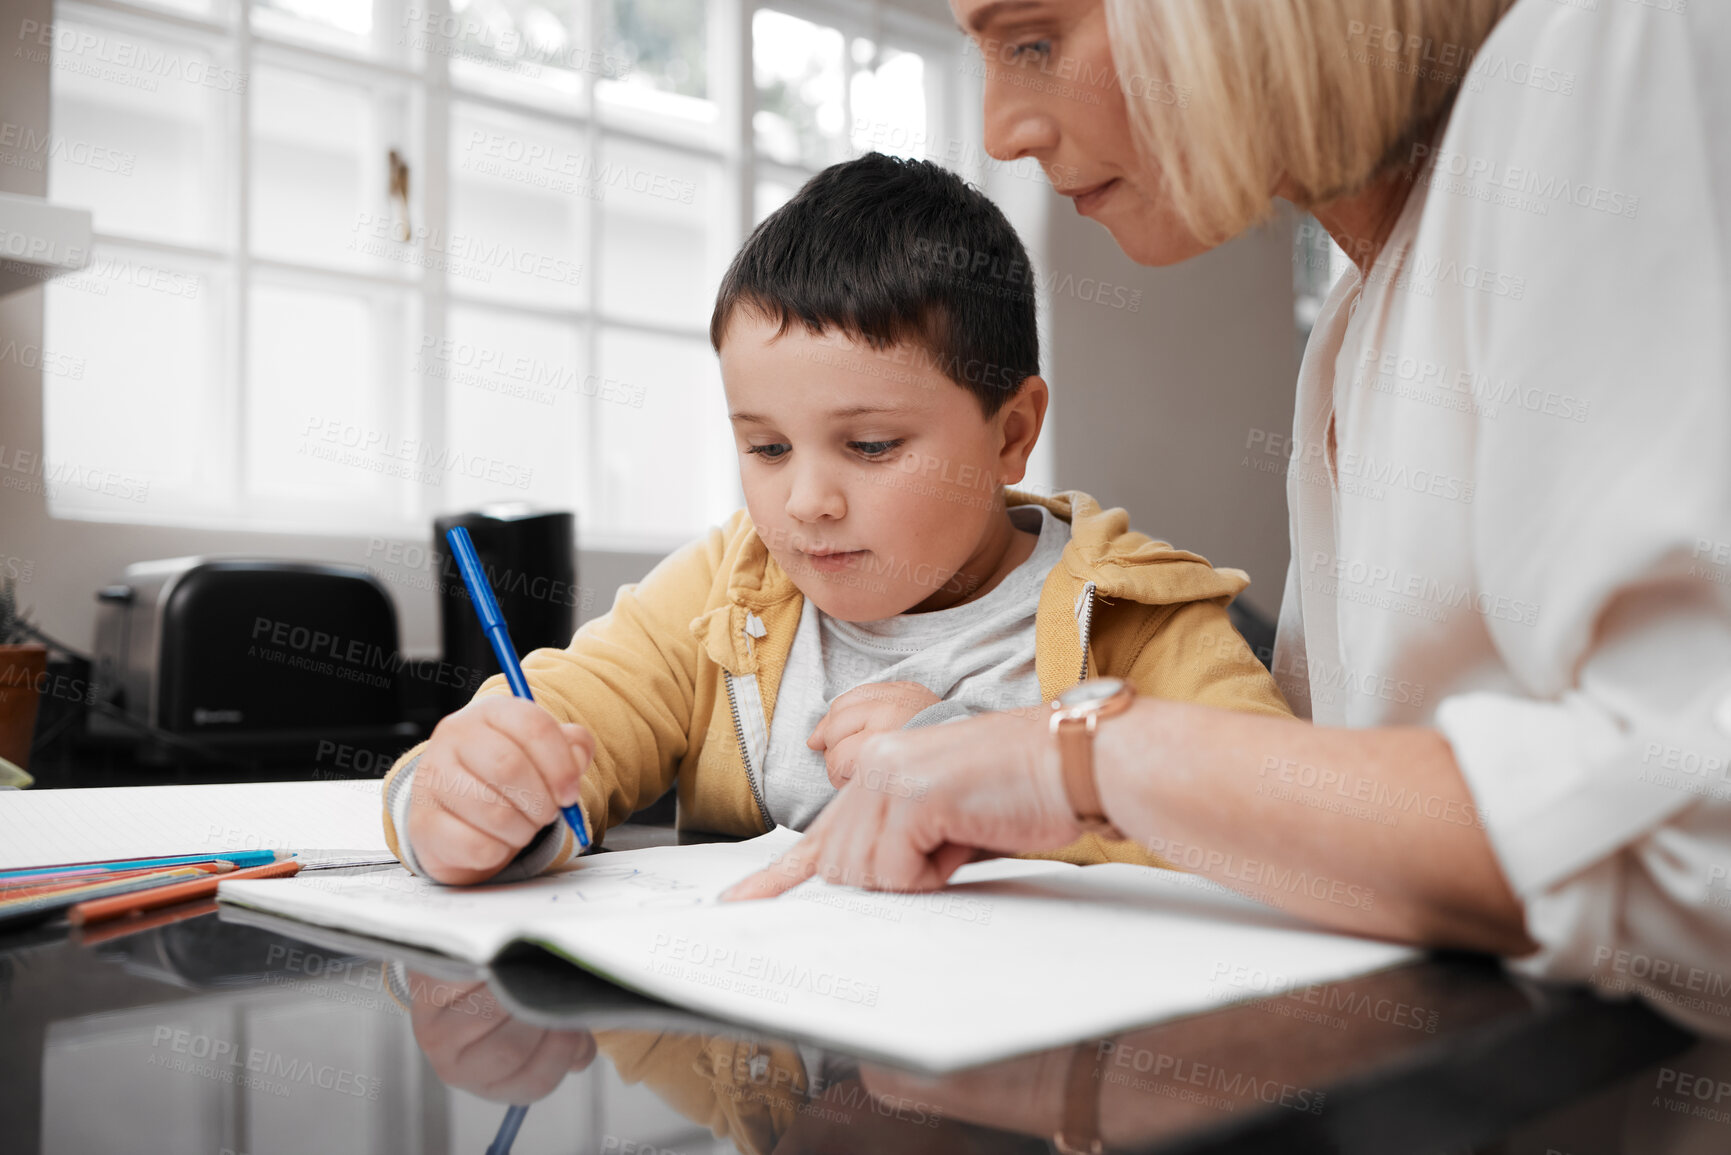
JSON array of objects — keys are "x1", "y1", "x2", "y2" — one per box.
[
  {"x1": 723, "y1": 669, "x2": 775, "y2": 832},
  {"x1": 1074, "y1": 581, "x2": 1098, "y2": 683}
]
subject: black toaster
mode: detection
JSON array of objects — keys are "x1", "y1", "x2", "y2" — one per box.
[{"x1": 91, "y1": 557, "x2": 421, "y2": 760}]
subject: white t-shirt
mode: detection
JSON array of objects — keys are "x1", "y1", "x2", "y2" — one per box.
[
  {"x1": 762, "y1": 503, "x2": 1070, "y2": 828},
  {"x1": 1273, "y1": 0, "x2": 1731, "y2": 1024}
]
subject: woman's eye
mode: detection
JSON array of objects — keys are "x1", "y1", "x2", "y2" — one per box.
[
  {"x1": 1008, "y1": 39, "x2": 1052, "y2": 62},
  {"x1": 850, "y1": 439, "x2": 904, "y2": 459},
  {"x1": 747, "y1": 443, "x2": 789, "y2": 460}
]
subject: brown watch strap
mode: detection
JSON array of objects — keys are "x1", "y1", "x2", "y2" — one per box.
[
  {"x1": 1058, "y1": 717, "x2": 1123, "y2": 839},
  {"x1": 1051, "y1": 679, "x2": 1133, "y2": 840},
  {"x1": 1059, "y1": 717, "x2": 1107, "y2": 824}
]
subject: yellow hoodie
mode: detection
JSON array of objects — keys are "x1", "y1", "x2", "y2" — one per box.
[{"x1": 381, "y1": 489, "x2": 1289, "y2": 871}]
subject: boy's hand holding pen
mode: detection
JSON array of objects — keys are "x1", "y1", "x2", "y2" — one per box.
[
  {"x1": 407, "y1": 697, "x2": 596, "y2": 885},
  {"x1": 407, "y1": 526, "x2": 596, "y2": 886}
]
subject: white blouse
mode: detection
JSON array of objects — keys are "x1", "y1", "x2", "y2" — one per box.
[{"x1": 1273, "y1": 0, "x2": 1731, "y2": 1029}]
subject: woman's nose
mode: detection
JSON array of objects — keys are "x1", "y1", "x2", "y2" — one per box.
[{"x1": 981, "y1": 71, "x2": 1060, "y2": 164}]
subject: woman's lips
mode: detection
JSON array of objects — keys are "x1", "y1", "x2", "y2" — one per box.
[{"x1": 1069, "y1": 178, "x2": 1120, "y2": 216}]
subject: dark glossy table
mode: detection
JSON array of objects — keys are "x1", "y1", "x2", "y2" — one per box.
[{"x1": 1, "y1": 830, "x2": 1723, "y2": 1155}]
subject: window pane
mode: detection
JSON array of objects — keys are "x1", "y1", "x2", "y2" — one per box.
[
  {"x1": 597, "y1": 138, "x2": 722, "y2": 329},
  {"x1": 133, "y1": 0, "x2": 226, "y2": 16},
  {"x1": 450, "y1": 103, "x2": 591, "y2": 310},
  {"x1": 246, "y1": 281, "x2": 415, "y2": 520},
  {"x1": 753, "y1": 9, "x2": 845, "y2": 169},
  {"x1": 607, "y1": 0, "x2": 706, "y2": 98},
  {"x1": 46, "y1": 18, "x2": 234, "y2": 247},
  {"x1": 439, "y1": 307, "x2": 588, "y2": 518},
  {"x1": 594, "y1": 330, "x2": 734, "y2": 542},
  {"x1": 443, "y1": 0, "x2": 595, "y2": 113},
  {"x1": 595, "y1": 79, "x2": 718, "y2": 147},
  {"x1": 850, "y1": 45, "x2": 926, "y2": 160},
  {"x1": 754, "y1": 178, "x2": 796, "y2": 225},
  {"x1": 252, "y1": 66, "x2": 419, "y2": 274},
  {"x1": 595, "y1": 0, "x2": 715, "y2": 142},
  {"x1": 251, "y1": 0, "x2": 375, "y2": 58},
  {"x1": 43, "y1": 248, "x2": 227, "y2": 519}
]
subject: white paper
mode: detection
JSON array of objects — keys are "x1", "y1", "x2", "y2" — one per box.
[
  {"x1": 219, "y1": 828, "x2": 1417, "y2": 1072},
  {"x1": 0, "y1": 779, "x2": 391, "y2": 869},
  {"x1": 220, "y1": 827, "x2": 816, "y2": 959},
  {"x1": 218, "y1": 828, "x2": 1076, "y2": 958},
  {"x1": 542, "y1": 864, "x2": 1418, "y2": 1071}
]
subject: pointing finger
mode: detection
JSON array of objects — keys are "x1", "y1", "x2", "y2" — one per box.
[{"x1": 722, "y1": 838, "x2": 822, "y2": 901}]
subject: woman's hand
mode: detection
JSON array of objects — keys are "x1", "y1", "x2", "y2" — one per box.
[
  {"x1": 807, "y1": 681, "x2": 941, "y2": 787},
  {"x1": 730, "y1": 693, "x2": 1533, "y2": 954},
  {"x1": 726, "y1": 709, "x2": 1080, "y2": 899}
]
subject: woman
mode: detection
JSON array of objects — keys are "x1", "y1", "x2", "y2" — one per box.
[{"x1": 729, "y1": 0, "x2": 1731, "y2": 1019}]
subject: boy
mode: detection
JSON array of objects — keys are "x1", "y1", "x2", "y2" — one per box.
[{"x1": 382, "y1": 153, "x2": 1287, "y2": 885}]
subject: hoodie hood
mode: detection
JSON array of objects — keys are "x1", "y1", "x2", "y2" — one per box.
[
  {"x1": 690, "y1": 488, "x2": 1248, "y2": 678},
  {"x1": 1004, "y1": 488, "x2": 1251, "y2": 607}
]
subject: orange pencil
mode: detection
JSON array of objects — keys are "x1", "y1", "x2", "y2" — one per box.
[
  {"x1": 68, "y1": 858, "x2": 301, "y2": 926},
  {"x1": 0, "y1": 866, "x2": 218, "y2": 931},
  {"x1": 0, "y1": 861, "x2": 232, "y2": 902},
  {"x1": 0, "y1": 865, "x2": 211, "y2": 910}
]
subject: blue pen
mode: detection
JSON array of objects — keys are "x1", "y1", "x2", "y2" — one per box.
[
  {"x1": 446, "y1": 526, "x2": 590, "y2": 850},
  {"x1": 486, "y1": 1105, "x2": 529, "y2": 1155}
]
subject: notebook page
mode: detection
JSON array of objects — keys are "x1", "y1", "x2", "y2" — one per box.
[
  {"x1": 534, "y1": 864, "x2": 1420, "y2": 1073},
  {"x1": 218, "y1": 827, "x2": 814, "y2": 961},
  {"x1": 0, "y1": 780, "x2": 390, "y2": 870},
  {"x1": 218, "y1": 830, "x2": 1081, "y2": 963}
]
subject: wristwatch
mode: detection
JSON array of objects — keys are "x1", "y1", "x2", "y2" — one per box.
[{"x1": 1049, "y1": 677, "x2": 1135, "y2": 839}]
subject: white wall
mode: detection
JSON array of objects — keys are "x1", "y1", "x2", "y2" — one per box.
[{"x1": 1044, "y1": 204, "x2": 1299, "y2": 618}]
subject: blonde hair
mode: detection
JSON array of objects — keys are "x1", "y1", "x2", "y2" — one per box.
[{"x1": 1105, "y1": 0, "x2": 1519, "y2": 244}]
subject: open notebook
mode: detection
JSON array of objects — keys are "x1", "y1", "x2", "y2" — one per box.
[{"x1": 220, "y1": 827, "x2": 1419, "y2": 1072}]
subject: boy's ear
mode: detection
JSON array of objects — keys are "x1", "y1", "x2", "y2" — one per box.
[{"x1": 995, "y1": 375, "x2": 1048, "y2": 486}]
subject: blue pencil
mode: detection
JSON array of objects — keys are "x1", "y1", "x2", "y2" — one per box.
[
  {"x1": 0, "y1": 849, "x2": 283, "y2": 882},
  {"x1": 445, "y1": 526, "x2": 590, "y2": 850}
]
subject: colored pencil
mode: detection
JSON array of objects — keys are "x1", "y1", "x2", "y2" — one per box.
[
  {"x1": 0, "y1": 867, "x2": 213, "y2": 932},
  {"x1": 0, "y1": 861, "x2": 232, "y2": 901},
  {"x1": 0, "y1": 865, "x2": 210, "y2": 909},
  {"x1": 0, "y1": 866, "x2": 110, "y2": 885},
  {"x1": 0, "y1": 848, "x2": 283, "y2": 881},
  {"x1": 69, "y1": 858, "x2": 302, "y2": 926}
]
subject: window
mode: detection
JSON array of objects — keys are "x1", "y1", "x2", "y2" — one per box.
[
  {"x1": 42, "y1": 0, "x2": 987, "y2": 551},
  {"x1": 751, "y1": 4, "x2": 948, "y2": 220}
]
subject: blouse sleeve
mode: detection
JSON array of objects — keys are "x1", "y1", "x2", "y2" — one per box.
[{"x1": 1423, "y1": 0, "x2": 1731, "y2": 1023}]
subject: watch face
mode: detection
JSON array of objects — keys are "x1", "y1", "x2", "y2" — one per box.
[{"x1": 1058, "y1": 677, "x2": 1126, "y2": 710}]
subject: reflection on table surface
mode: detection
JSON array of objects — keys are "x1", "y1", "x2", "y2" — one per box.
[{"x1": 0, "y1": 901, "x2": 1725, "y2": 1155}]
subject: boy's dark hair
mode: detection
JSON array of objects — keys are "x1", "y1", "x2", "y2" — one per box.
[{"x1": 709, "y1": 152, "x2": 1039, "y2": 417}]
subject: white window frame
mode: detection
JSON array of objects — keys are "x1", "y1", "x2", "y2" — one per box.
[{"x1": 47, "y1": 0, "x2": 982, "y2": 554}]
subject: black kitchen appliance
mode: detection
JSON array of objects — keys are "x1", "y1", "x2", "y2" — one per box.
[
  {"x1": 433, "y1": 506, "x2": 578, "y2": 714},
  {"x1": 90, "y1": 557, "x2": 417, "y2": 765}
]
